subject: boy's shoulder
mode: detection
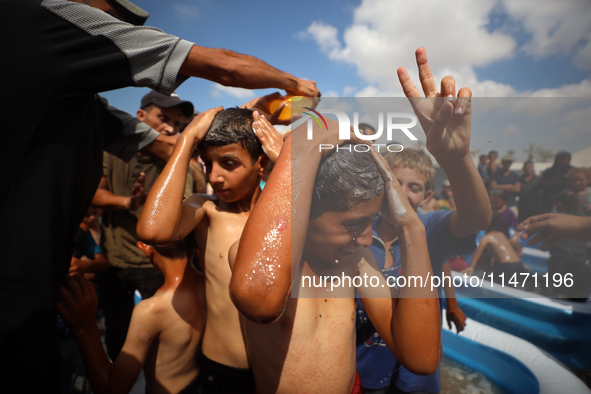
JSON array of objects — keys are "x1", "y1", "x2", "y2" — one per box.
[{"x1": 131, "y1": 296, "x2": 167, "y2": 333}]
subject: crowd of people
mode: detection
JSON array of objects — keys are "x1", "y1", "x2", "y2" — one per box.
[
  {"x1": 1, "y1": 1, "x2": 590, "y2": 393},
  {"x1": 463, "y1": 149, "x2": 591, "y2": 299}
]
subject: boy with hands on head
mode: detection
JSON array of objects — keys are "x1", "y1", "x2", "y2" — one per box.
[
  {"x1": 137, "y1": 105, "x2": 284, "y2": 393},
  {"x1": 227, "y1": 77, "x2": 468, "y2": 391}
]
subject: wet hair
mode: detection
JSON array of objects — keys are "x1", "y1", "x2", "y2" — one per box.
[
  {"x1": 311, "y1": 145, "x2": 384, "y2": 218},
  {"x1": 197, "y1": 108, "x2": 263, "y2": 162},
  {"x1": 489, "y1": 188, "x2": 507, "y2": 202},
  {"x1": 152, "y1": 234, "x2": 196, "y2": 260},
  {"x1": 383, "y1": 148, "x2": 435, "y2": 191}
]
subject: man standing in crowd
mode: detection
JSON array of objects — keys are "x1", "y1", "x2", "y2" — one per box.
[
  {"x1": 0, "y1": 0, "x2": 319, "y2": 390},
  {"x1": 491, "y1": 155, "x2": 521, "y2": 215},
  {"x1": 539, "y1": 151, "x2": 573, "y2": 213}
]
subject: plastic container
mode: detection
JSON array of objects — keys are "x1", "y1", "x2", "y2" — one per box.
[{"x1": 268, "y1": 95, "x2": 315, "y2": 122}]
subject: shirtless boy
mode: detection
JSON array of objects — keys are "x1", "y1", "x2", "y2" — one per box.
[
  {"x1": 57, "y1": 236, "x2": 205, "y2": 394},
  {"x1": 137, "y1": 106, "x2": 281, "y2": 393},
  {"x1": 228, "y1": 126, "x2": 447, "y2": 392},
  {"x1": 228, "y1": 52, "x2": 474, "y2": 392},
  {"x1": 462, "y1": 214, "x2": 530, "y2": 288}
]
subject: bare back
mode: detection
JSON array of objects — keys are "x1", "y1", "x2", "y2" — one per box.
[
  {"x1": 482, "y1": 231, "x2": 521, "y2": 264},
  {"x1": 135, "y1": 275, "x2": 205, "y2": 393}
]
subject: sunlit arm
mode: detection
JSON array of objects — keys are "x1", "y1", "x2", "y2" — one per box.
[
  {"x1": 136, "y1": 109, "x2": 221, "y2": 244},
  {"x1": 361, "y1": 217, "x2": 441, "y2": 375},
  {"x1": 179, "y1": 46, "x2": 318, "y2": 97},
  {"x1": 442, "y1": 154, "x2": 492, "y2": 239},
  {"x1": 230, "y1": 135, "x2": 320, "y2": 322}
]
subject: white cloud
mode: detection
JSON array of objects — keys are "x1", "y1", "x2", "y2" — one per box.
[
  {"x1": 322, "y1": 90, "x2": 340, "y2": 98},
  {"x1": 210, "y1": 84, "x2": 256, "y2": 99},
  {"x1": 343, "y1": 86, "x2": 357, "y2": 96},
  {"x1": 305, "y1": 0, "x2": 516, "y2": 95},
  {"x1": 525, "y1": 79, "x2": 591, "y2": 97},
  {"x1": 304, "y1": 0, "x2": 591, "y2": 97},
  {"x1": 306, "y1": 22, "x2": 341, "y2": 56},
  {"x1": 500, "y1": 0, "x2": 591, "y2": 68}
]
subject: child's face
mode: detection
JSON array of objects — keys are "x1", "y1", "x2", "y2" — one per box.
[
  {"x1": 490, "y1": 195, "x2": 505, "y2": 211},
  {"x1": 570, "y1": 173, "x2": 588, "y2": 193},
  {"x1": 201, "y1": 143, "x2": 264, "y2": 203},
  {"x1": 391, "y1": 166, "x2": 428, "y2": 211},
  {"x1": 304, "y1": 194, "x2": 383, "y2": 265}
]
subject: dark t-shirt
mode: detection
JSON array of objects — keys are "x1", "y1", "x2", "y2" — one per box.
[
  {"x1": 492, "y1": 171, "x2": 520, "y2": 207},
  {"x1": 101, "y1": 152, "x2": 194, "y2": 269},
  {"x1": 0, "y1": 0, "x2": 193, "y2": 369}
]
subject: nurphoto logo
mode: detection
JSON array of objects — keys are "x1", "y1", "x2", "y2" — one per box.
[{"x1": 306, "y1": 109, "x2": 418, "y2": 153}]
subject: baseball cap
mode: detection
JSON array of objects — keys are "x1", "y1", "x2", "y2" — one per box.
[
  {"x1": 501, "y1": 155, "x2": 513, "y2": 162},
  {"x1": 141, "y1": 91, "x2": 194, "y2": 117},
  {"x1": 111, "y1": 0, "x2": 149, "y2": 26}
]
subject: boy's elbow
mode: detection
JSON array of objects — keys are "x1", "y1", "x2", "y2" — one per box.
[
  {"x1": 230, "y1": 279, "x2": 285, "y2": 323},
  {"x1": 136, "y1": 222, "x2": 157, "y2": 244},
  {"x1": 136, "y1": 221, "x2": 172, "y2": 246}
]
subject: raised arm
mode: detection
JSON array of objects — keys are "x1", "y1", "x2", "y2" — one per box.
[
  {"x1": 398, "y1": 47, "x2": 491, "y2": 238},
  {"x1": 180, "y1": 45, "x2": 320, "y2": 97},
  {"x1": 229, "y1": 133, "x2": 317, "y2": 322},
  {"x1": 137, "y1": 107, "x2": 222, "y2": 245},
  {"x1": 229, "y1": 117, "x2": 347, "y2": 322},
  {"x1": 360, "y1": 148, "x2": 441, "y2": 375}
]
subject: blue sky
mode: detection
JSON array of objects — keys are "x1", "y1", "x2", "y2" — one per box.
[{"x1": 102, "y1": 0, "x2": 591, "y2": 163}]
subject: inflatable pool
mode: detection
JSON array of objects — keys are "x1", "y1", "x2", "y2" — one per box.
[
  {"x1": 443, "y1": 315, "x2": 590, "y2": 394},
  {"x1": 450, "y1": 272, "x2": 591, "y2": 369},
  {"x1": 520, "y1": 246, "x2": 550, "y2": 274},
  {"x1": 442, "y1": 325, "x2": 538, "y2": 393}
]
